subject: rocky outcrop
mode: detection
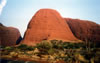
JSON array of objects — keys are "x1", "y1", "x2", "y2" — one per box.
[
  {"x1": 0, "y1": 23, "x2": 22, "y2": 46},
  {"x1": 22, "y1": 9, "x2": 78, "y2": 45},
  {"x1": 65, "y1": 18, "x2": 100, "y2": 42}
]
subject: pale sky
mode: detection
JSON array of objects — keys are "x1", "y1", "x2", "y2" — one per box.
[{"x1": 0, "y1": 0, "x2": 100, "y2": 36}]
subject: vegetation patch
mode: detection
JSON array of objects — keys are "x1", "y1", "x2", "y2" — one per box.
[{"x1": 0, "y1": 40, "x2": 100, "y2": 63}]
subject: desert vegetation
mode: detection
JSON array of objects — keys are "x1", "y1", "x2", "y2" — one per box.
[{"x1": 0, "y1": 40, "x2": 100, "y2": 63}]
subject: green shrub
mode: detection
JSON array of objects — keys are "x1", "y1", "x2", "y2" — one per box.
[
  {"x1": 51, "y1": 40, "x2": 64, "y2": 50},
  {"x1": 36, "y1": 40, "x2": 52, "y2": 50},
  {"x1": 17, "y1": 44, "x2": 34, "y2": 51},
  {"x1": 36, "y1": 40, "x2": 54, "y2": 55},
  {"x1": 4, "y1": 46, "x2": 14, "y2": 51},
  {"x1": 48, "y1": 48, "x2": 55, "y2": 55},
  {"x1": 17, "y1": 44, "x2": 27, "y2": 49}
]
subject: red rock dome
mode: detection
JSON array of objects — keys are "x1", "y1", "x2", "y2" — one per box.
[
  {"x1": 0, "y1": 23, "x2": 22, "y2": 46},
  {"x1": 22, "y1": 9, "x2": 78, "y2": 45},
  {"x1": 65, "y1": 18, "x2": 100, "y2": 42}
]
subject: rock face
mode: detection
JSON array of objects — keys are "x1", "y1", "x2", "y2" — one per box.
[
  {"x1": 22, "y1": 9, "x2": 78, "y2": 45},
  {"x1": 0, "y1": 23, "x2": 22, "y2": 46},
  {"x1": 65, "y1": 18, "x2": 100, "y2": 42}
]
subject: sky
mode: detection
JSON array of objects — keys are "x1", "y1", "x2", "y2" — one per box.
[{"x1": 0, "y1": 0, "x2": 100, "y2": 36}]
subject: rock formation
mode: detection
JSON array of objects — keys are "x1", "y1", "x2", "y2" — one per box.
[
  {"x1": 0, "y1": 23, "x2": 22, "y2": 46},
  {"x1": 22, "y1": 9, "x2": 78, "y2": 45},
  {"x1": 65, "y1": 18, "x2": 100, "y2": 42}
]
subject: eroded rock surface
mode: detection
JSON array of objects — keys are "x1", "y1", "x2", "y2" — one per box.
[
  {"x1": 65, "y1": 18, "x2": 100, "y2": 42},
  {"x1": 22, "y1": 9, "x2": 78, "y2": 45},
  {"x1": 0, "y1": 23, "x2": 22, "y2": 46}
]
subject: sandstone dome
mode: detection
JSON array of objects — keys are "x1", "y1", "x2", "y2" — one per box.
[
  {"x1": 65, "y1": 18, "x2": 100, "y2": 42},
  {"x1": 22, "y1": 9, "x2": 78, "y2": 45},
  {"x1": 0, "y1": 23, "x2": 22, "y2": 46}
]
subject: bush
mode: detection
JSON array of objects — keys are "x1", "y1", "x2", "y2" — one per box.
[
  {"x1": 36, "y1": 40, "x2": 55, "y2": 55},
  {"x1": 50, "y1": 40, "x2": 86, "y2": 49},
  {"x1": 48, "y1": 48, "x2": 55, "y2": 55},
  {"x1": 17, "y1": 44, "x2": 34, "y2": 51},
  {"x1": 4, "y1": 46, "x2": 14, "y2": 51},
  {"x1": 36, "y1": 40, "x2": 52, "y2": 50},
  {"x1": 17, "y1": 44, "x2": 27, "y2": 48},
  {"x1": 51, "y1": 40, "x2": 64, "y2": 49}
]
